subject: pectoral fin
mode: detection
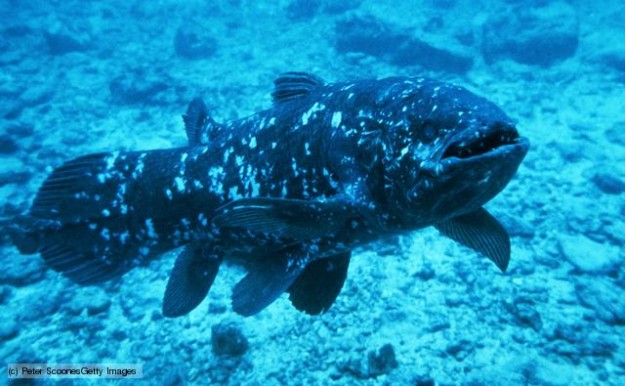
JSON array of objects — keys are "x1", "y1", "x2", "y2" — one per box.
[
  {"x1": 287, "y1": 251, "x2": 350, "y2": 315},
  {"x1": 162, "y1": 244, "x2": 222, "y2": 317},
  {"x1": 435, "y1": 208, "x2": 510, "y2": 272},
  {"x1": 214, "y1": 197, "x2": 359, "y2": 240}
]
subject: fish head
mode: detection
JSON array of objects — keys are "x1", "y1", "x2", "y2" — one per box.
[{"x1": 379, "y1": 79, "x2": 530, "y2": 225}]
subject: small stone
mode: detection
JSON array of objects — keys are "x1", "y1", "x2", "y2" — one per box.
[
  {"x1": 0, "y1": 285, "x2": 11, "y2": 304},
  {"x1": 324, "y1": 0, "x2": 361, "y2": 15},
  {"x1": 558, "y1": 234, "x2": 619, "y2": 274},
  {"x1": 605, "y1": 122, "x2": 625, "y2": 146},
  {"x1": 0, "y1": 168, "x2": 33, "y2": 187},
  {"x1": 5, "y1": 122, "x2": 35, "y2": 138},
  {"x1": 413, "y1": 262, "x2": 435, "y2": 281},
  {"x1": 592, "y1": 171, "x2": 625, "y2": 195},
  {"x1": 576, "y1": 279, "x2": 625, "y2": 325},
  {"x1": 482, "y1": 2, "x2": 578, "y2": 67},
  {"x1": 426, "y1": 317, "x2": 450, "y2": 333},
  {"x1": 19, "y1": 86, "x2": 53, "y2": 108},
  {"x1": 44, "y1": 31, "x2": 91, "y2": 55},
  {"x1": 109, "y1": 74, "x2": 168, "y2": 105},
  {"x1": 413, "y1": 376, "x2": 435, "y2": 386},
  {"x1": 497, "y1": 212, "x2": 535, "y2": 238},
  {"x1": 111, "y1": 329, "x2": 128, "y2": 341},
  {"x1": 445, "y1": 293, "x2": 464, "y2": 307},
  {"x1": 0, "y1": 135, "x2": 19, "y2": 154},
  {"x1": 502, "y1": 296, "x2": 543, "y2": 331},
  {"x1": 335, "y1": 16, "x2": 472, "y2": 73},
  {"x1": 211, "y1": 320, "x2": 248, "y2": 356},
  {"x1": 19, "y1": 288, "x2": 63, "y2": 322},
  {"x1": 598, "y1": 49, "x2": 625, "y2": 74},
  {"x1": 0, "y1": 255, "x2": 44, "y2": 286},
  {"x1": 446, "y1": 339, "x2": 473, "y2": 360},
  {"x1": 534, "y1": 358, "x2": 574, "y2": 386},
  {"x1": 208, "y1": 301, "x2": 227, "y2": 314},
  {"x1": 367, "y1": 344, "x2": 398, "y2": 377},
  {"x1": 66, "y1": 287, "x2": 111, "y2": 316},
  {"x1": 4, "y1": 25, "x2": 33, "y2": 38},
  {"x1": 286, "y1": 0, "x2": 322, "y2": 20},
  {"x1": 174, "y1": 23, "x2": 218, "y2": 60},
  {"x1": 0, "y1": 312, "x2": 19, "y2": 340}
]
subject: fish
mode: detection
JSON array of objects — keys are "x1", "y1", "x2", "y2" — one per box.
[{"x1": 9, "y1": 72, "x2": 530, "y2": 317}]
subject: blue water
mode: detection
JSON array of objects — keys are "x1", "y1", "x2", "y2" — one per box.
[{"x1": 1, "y1": 0, "x2": 624, "y2": 384}]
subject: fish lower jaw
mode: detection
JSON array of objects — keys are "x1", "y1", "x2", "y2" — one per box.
[{"x1": 441, "y1": 128, "x2": 524, "y2": 160}]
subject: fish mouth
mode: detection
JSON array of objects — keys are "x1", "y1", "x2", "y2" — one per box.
[
  {"x1": 421, "y1": 122, "x2": 529, "y2": 176},
  {"x1": 441, "y1": 122, "x2": 524, "y2": 161}
]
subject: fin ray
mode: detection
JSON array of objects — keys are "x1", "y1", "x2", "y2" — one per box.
[
  {"x1": 214, "y1": 197, "x2": 357, "y2": 241},
  {"x1": 232, "y1": 245, "x2": 308, "y2": 316},
  {"x1": 183, "y1": 98, "x2": 218, "y2": 146},
  {"x1": 435, "y1": 208, "x2": 510, "y2": 271},
  {"x1": 162, "y1": 244, "x2": 222, "y2": 317},
  {"x1": 272, "y1": 72, "x2": 324, "y2": 103},
  {"x1": 288, "y1": 251, "x2": 350, "y2": 315}
]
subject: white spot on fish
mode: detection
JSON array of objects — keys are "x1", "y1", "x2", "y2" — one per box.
[
  {"x1": 119, "y1": 231, "x2": 130, "y2": 244},
  {"x1": 223, "y1": 147, "x2": 234, "y2": 163},
  {"x1": 165, "y1": 188, "x2": 173, "y2": 200},
  {"x1": 331, "y1": 111, "x2": 342, "y2": 129},
  {"x1": 228, "y1": 186, "x2": 241, "y2": 200},
  {"x1": 102, "y1": 209, "x2": 110, "y2": 217},
  {"x1": 145, "y1": 219, "x2": 157, "y2": 238},
  {"x1": 249, "y1": 136, "x2": 257, "y2": 149},
  {"x1": 174, "y1": 177, "x2": 186, "y2": 193},
  {"x1": 301, "y1": 102, "x2": 325, "y2": 126}
]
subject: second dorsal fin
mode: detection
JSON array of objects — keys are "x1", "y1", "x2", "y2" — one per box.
[{"x1": 271, "y1": 72, "x2": 324, "y2": 103}]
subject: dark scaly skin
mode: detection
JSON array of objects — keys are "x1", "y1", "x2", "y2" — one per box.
[{"x1": 13, "y1": 75, "x2": 528, "y2": 295}]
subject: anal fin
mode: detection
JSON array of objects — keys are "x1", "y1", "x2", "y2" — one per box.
[
  {"x1": 287, "y1": 251, "x2": 350, "y2": 315},
  {"x1": 434, "y1": 207, "x2": 510, "y2": 272},
  {"x1": 162, "y1": 243, "x2": 222, "y2": 317}
]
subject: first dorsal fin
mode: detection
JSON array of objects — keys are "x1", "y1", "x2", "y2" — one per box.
[
  {"x1": 183, "y1": 98, "x2": 218, "y2": 146},
  {"x1": 271, "y1": 72, "x2": 324, "y2": 103}
]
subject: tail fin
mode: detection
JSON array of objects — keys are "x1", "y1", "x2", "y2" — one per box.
[{"x1": 11, "y1": 151, "x2": 154, "y2": 284}]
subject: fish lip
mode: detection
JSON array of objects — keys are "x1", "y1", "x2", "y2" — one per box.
[
  {"x1": 421, "y1": 136, "x2": 530, "y2": 176},
  {"x1": 443, "y1": 135, "x2": 529, "y2": 164},
  {"x1": 440, "y1": 122, "x2": 522, "y2": 160}
]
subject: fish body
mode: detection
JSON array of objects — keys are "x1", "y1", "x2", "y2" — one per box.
[{"x1": 11, "y1": 72, "x2": 529, "y2": 316}]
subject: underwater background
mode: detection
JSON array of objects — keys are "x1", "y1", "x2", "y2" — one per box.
[{"x1": 1, "y1": 0, "x2": 624, "y2": 384}]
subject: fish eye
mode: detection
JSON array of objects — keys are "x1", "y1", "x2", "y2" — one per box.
[{"x1": 419, "y1": 119, "x2": 438, "y2": 143}]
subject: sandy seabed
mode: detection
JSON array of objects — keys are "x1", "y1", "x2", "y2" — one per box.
[{"x1": 1, "y1": 1, "x2": 624, "y2": 385}]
